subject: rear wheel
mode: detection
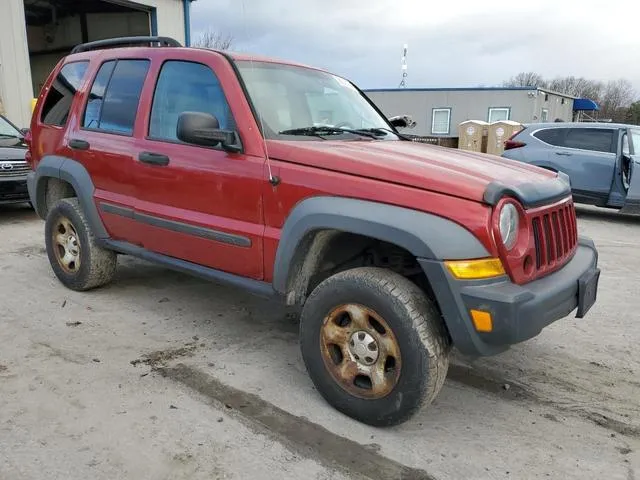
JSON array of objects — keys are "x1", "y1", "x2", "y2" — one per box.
[
  {"x1": 45, "y1": 198, "x2": 117, "y2": 291},
  {"x1": 299, "y1": 267, "x2": 451, "y2": 426}
]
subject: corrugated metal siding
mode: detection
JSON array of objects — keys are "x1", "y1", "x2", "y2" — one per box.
[
  {"x1": 0, "y1": 0, "x2": 35, "y2": 126},
  {"x1": 365, "y1": 89, "x2": 575, "y2": 136},
  {"x1": 0, "y1": 0, "x2": 186, "y2": 128}
]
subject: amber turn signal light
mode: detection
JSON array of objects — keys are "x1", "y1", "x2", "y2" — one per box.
[
  {"x1": 444, "y1": 258, "x2": 506, "y2": 280},
  {"x1": 470, "y1": 309, "x2": 493, "y2": 332}
]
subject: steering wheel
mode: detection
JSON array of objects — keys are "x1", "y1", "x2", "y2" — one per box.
[{"x1": 334, "y1": 121, "x2": 356, "y2": 129}]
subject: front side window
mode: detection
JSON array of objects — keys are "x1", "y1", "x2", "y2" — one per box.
[
  {"x1": 235, "y1": 61, "x2": 397, "y2": 140},
  {"x1": 488, "y1": 107, "x2": 510, "y2": 123},
  {"x1": 431, "y1": 108, "x2": 451, "y2": 135},
  {"x1": 82, "y1": 59, "x2": 150, "y2": 135},
  {"x1": 149, "y1": 61, "x2": 235, "y2": 142},
  {"x1": 564, "y1": 128, "x2": 614, "y2": 153},
  {"x1": 622, "y1": 132, "x2": 630, "y2": 156},
  {"x1": 41, "y1": 61, "x2": 89, "y2": 126},
  {"x1": 630, "y1": 129, "x2": 640, "y2": 154}
]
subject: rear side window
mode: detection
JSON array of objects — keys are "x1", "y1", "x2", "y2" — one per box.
[
  {"x1": 148, "y1": 61, "x2": 235, "y2": 142},
  {"x1": 564, "y1": 128, "x2": 614, "y2": 153},
  {"x1": 82, "y1": 59, "x2": 150, "y2": 135},
  {"x1": 533, "y1": 128, "x2": 567, "y2": 146},
  {"x1": 40, "y1": 61, "x2": 89, "y2": 126}
]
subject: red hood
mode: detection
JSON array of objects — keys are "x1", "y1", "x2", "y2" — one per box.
[{"x1": 266, "y1": 139, "x2": 557, "y2": 203}]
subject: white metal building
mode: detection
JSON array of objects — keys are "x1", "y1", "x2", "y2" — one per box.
[
  {"x1": 0, "y1": 0, "x2": 194, "y2": 128},
  {"x1": 364, "y1": 87, "x2": 589, "y2": 137}
]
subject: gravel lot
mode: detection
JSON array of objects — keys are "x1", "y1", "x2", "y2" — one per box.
[{"x1": 0, "y1": 204, "x2": 638, "y2": 480}]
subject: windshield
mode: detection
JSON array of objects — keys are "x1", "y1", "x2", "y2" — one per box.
[
  {"x1": 0, "y1": 115, "x2": 21, "y2": 138},
  {"x1": 235, "y1": 61, "x2": 397, "y2": 140}
]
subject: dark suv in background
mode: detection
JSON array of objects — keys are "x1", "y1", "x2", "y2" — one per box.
[
  {"x1": 502, "y1": 122, "x2": 639, "y2": 215},
  {"x1": 0, "y1": 114, "x2": 30, "y2": 206}
]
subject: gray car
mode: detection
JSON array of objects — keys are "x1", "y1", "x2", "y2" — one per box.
[{"x1": 501, "y1": 122, "x2": 640, "y2": 214}]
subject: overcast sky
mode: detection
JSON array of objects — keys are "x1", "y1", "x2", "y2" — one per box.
[{"x1": 190, "y1": 0, "x2": 640, "y2": 92}]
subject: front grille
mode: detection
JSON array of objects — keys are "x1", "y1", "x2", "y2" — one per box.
[
  {"x1": 530, "y1": 200, "x2": 577, "y2": 271},
  {"x1": 0, "y1": 161, "x2": 30, "y2": 178}
]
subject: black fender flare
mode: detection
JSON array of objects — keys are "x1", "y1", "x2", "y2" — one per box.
[
  {"x1": 29, "y1": 155, "x2": 109, "y2": 239},
  {"x1": 272, "y1": 196, "x2": 490, "y2": 297}
]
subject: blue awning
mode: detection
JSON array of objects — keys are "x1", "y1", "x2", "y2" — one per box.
[{"x1": 573, "y1": 98, "x2": 599, "y2": 111}]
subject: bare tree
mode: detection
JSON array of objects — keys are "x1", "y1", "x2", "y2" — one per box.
[
  {"x1": 192, "y1": 29, "x2": 234, "y2": 50},
  {"x1": 503, "y1": 72, "x2": 546, "y2": 88},
  {"x1": 547, "y1": 76, "x2": 603, "y2": 99},
  {"x1": 599, "y1": 79, "x2": 636, "y2": 120}
]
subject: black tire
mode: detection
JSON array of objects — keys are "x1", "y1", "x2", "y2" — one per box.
[
  {"x1": 45, "y1": 198, "x2": 117, "y2": 291},
  {"x1": 299, "y1": 267, "x2": 451, "y2": 427}
]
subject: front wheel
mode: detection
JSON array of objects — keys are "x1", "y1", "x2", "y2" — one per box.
[
  {"x1": 45, "y1": 198, "x2": 117, "y2": 291},
  {"x1": 299, "y1": 267, "x2": 451, "y2": 427}
]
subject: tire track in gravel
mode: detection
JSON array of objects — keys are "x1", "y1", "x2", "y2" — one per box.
[
  {"x1": 447, "y1": 363, "x2": 640, "y2": 439},
  {"x1": 157, "y1": 363, "x2": 436, "y2": 480}
]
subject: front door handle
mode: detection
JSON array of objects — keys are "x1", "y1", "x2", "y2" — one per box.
[
  {"x1": 555, "y1": 151, "x2": 572, "y2": 156},
  {"x1": 69, "y1": 139, "x2": 90, "y2": 150},
  {"x1": 139, "y1": 152, "x2": 170, "y2": 166}
]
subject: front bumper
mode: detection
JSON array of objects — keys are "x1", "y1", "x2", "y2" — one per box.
[
  {"x1": 0, "y1": 175, "x2": 29, "y2": 204},
  {"x1": 419, "y1": 237, "x2": 600, "y2": 356}
]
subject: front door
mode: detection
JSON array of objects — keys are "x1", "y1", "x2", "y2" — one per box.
[
  {"x1": 133, "y1": 58, "x2": 265, "y2": 279},
  {"x1": 620, "y1": 128, "x2": 640, "y2": 215}
]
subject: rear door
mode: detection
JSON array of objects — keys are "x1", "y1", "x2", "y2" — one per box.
[
  {"x1": 550, "y1": 127, "x2": 617, "y2": 204},
  {"x1": 70, "y1": 57, "x2": 151, "y2": 245},
  {"x1": 132, "y1": 54, "x2": 265, "y2": 279}
]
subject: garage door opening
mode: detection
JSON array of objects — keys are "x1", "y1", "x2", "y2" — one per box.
[{"x1": 24, "y1": 0, "x2": 155, "y2": 95}]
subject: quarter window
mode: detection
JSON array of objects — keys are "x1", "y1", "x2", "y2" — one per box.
[
  {"x1": 431, "y1": 108, "x2": 451, "y2": 135},
  {"x1": 82, "y1": 59, "x2": 150, "y2": 135},
  {"x1": 564, "y1": 128, "x2": 614, "y2": 153},
  {"x1": 149, "y1": 61, "x2": 235, "y2": 142},
  {"x1": 533, "y1": 128, "x2": 567, "y2": 146},
  {"x1": 40, "y1": 61, "x2": 89, "y2": 126}
]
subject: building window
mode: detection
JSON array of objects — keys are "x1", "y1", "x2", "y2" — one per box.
[
  {"x1": 431, "y1": 108, "x2": 451, "y2": 135},
  {"x1": 541, "y1": 108, "x2": 549, "y2": 122},
  {"x1": 488, "y1": 107, "x2": 510, "y2": 123}
]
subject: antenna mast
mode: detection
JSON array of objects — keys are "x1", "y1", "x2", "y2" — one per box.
[{"x1": 399, "y1": 44, "x2": 408, "y2": 88}]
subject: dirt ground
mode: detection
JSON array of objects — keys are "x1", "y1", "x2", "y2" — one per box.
[{"x1": 0, "y1": 203, "x2": 638, "y2": 480}]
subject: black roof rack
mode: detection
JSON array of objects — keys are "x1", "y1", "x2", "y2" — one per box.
[{"x1": 70, "y1": 36, "x2": 182, "y2": 54}]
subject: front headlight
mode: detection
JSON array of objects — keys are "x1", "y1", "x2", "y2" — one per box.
[{"x1": 499, "y1": 203, "x2": 519, "y2": 249}]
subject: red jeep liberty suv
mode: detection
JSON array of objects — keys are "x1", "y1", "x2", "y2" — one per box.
[{"x1": 26, "y1": 36, "x2": 600, "y2": 426}]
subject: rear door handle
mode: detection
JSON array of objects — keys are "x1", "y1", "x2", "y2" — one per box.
[
  {"x1": 69, "y1": 139, "x2": 90, "y2": 150},
  {"x1": 139, "y1": 152, "x2": 170, "y2": 166},
  {"x1": 555, "y1": 151, "x2": 572, "y2": 156}
]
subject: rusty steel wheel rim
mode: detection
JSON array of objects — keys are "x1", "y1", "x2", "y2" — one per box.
[
  {"x1": 52, "y1": 216, "x2": 81, "y2": 274},
  {"x1": 320, "y1": 304, "x2": 402, "y2": 399}
]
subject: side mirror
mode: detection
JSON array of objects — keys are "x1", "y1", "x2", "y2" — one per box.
[
  {"x1": 388, "y1": 115, "x2": 417, "y2": 129},
  {"x1": 177, "y1": 112, "x2": 240, "y2": 152},
  {"x1": 20, "y1": 128, "x2": 30, "y2": 136}
]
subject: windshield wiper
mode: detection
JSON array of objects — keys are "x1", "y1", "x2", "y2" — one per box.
[
  {"x1": 355, "y1": 127, "x2": 413, "y2": 141},
  {"x1": 279, "y1": 126, "x2": 379, "y2": 139}
]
